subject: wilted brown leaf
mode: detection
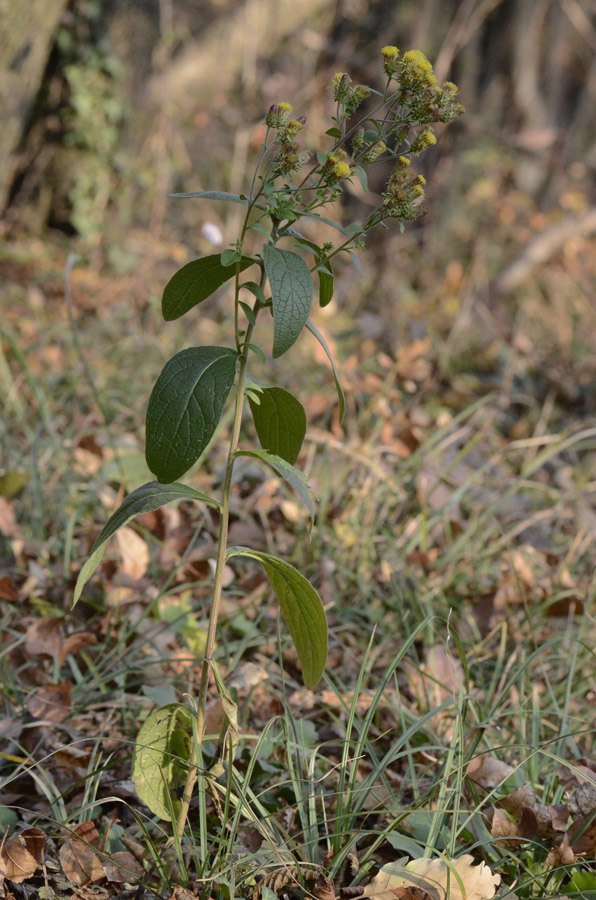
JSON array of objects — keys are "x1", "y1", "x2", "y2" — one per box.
[
  {"x1": 313, "y1": 873, "x2": 336, "y2": 900},
  {"x1": 27, "y1": 682, "x2": 71, "y2": 722},
  {"x1": 115, "y1": 526, "x2": 150, "y2": 580},
  {"x1": 58, "y1": 631, "x2": 98, "y2": 667},
  {"x1": 0, "y1": 827, "x2": 46, "y2": 883},
  {"x1": 467, "y1": 755, "x2": 515, "y2": 788},
  {"x1": 484, "y1": 805, "x2": 537, "y2": 845},
  {"x1": 103, "y1": 850, "x2": 145, "y2": 883},
  {"x1": 0, "y1": 575, "x2": 18, "y2": 603},
  {"x1": 363, "y1": 856, "x2": 501, "y2": 900},
  {"x1": 568, "y1": 812, "x2": 596, "y2": 855},
  {"x1": 59, "y1": 821, "x2": 105, "y2": 885},
  {"x1": 545, "y1": 835, "x2": 575, "y2": 866},
  {"x1": 25, "y1": 617, "x2": 62, "y2": 658},
  {"x1": 568, "y1": 783, "x2": 596, "y2": 820}
]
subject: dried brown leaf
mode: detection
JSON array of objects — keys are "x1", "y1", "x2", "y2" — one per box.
[
  {"x1": 467, "y1": 755, "x2": 515, "y2": 788},
  {"x1": 103, "y1": 850, "x2": 145, "y2": 883},
  {"x1": 25, "y1": 617, "x2": 62, "y2": 658},
  {"x1": 363, "y1": 856, "x2": 501, "y2": 900},
  {"x1": 27, "y1": 682, "x2": 71, "y2": 722},
  {"x1": 0, "y1": 827, "x2": 46, "y2": 883},
  {"x1": 58, "y1": 632, "x2": 98, "y2": 667},
  {"x1": 59, "y1": 822, "x2": 105, "y2": 886},
  {"x1": 568, "y1": 783, "x2": 596, "y2": 820},
  {"x1": 115, "y1": 526, "x2": 150, "y2": 580},
  {"x1": 545, "y1": 835, "x2": 575, "y2": 867},
  {"x1": 313, "y1": 874, "x2": 336, "y2": 900},
  {"x1": 0, "y1": 575, "x2": 18, "y2": 603}
]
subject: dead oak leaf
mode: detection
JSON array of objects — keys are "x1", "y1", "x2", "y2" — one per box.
[
  {"x1": 0, "y1": 827, "x2": 46, "y2": 883},
  {"x1": 363, "y1": 856, "x2": 501, "y2": 900}
]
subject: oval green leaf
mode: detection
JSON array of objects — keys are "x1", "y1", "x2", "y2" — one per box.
[
  {"x1": 132, "y1": 703, "x2": 193, "y2": 821},
  {"x1": 72, "y1": 481, "x2": 219, "y2": 606},
  {"x1": 248, "y1": 386, "x2": 306, "y2": 465},
  {"x1": 318, "y1": 270, "x2": 334, "y2": 308},
  {"x1": 162, "y1": 255, "x2": 255, "y2": 321},
  {"x1": 263, "y1": 245, "x2": 313, "y2": 358},
  {"x1": 146, "y1": 346, "x2": 238, "y2": 482},
  {"x1": 227, "y1": 549, "x2": 327, "y2": 689}
]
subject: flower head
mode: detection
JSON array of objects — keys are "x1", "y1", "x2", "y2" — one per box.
[{"x1": 382, "y1": 45, "x2": 399, "y2": 76}]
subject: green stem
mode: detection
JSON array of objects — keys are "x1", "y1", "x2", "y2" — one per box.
[{"x1": 175, "y1": 260, "x2": 266, "y2": 845}]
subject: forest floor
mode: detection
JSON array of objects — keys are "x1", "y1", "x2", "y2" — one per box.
[{"x1": 1, "y1": 216, "x2": 596, "y2": 900}]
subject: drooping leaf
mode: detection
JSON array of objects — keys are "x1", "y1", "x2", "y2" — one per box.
[
  {"x1": 162, "y1": 255, "x2": 254, "y2": 321},
  {"x1": 263, "y1": 245, "x2": 313, "y2": 358},
  {"x1": 132, "y1": 704, "x2": 193, "y2": 821},
  {"x1": 305, "y1": 319, "x2": 345, "y2": 422},
  {"x1": 237, "y1": 448, "x2": 315, "y2": 520},
  {"x1": 170, "y1": 190, "x2": 251, "y2": 204},
  {"x1": 227, "y1": 549, "x2": 327, "y2": 689},
  {"x1": 318, "y1": 270, "x2": 334, "y2": 308},
  {"x1": 248, "y1": 386, "x2": 306, "y2": 465},
  {"x1": 146, "y1": 346, "x2": 238, "y2": 482},
  {"x1": 72, "y1": 481, "x2": 219, "y2": 606}
]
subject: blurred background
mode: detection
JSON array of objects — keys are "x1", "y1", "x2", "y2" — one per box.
[{"x1": 2, "y1": 0, "x2": 596, "y2": 620}]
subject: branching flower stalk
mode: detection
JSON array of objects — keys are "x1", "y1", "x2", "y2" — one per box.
[{"x1": 73, "y1": 46, "x2": 464, "y2": 853}]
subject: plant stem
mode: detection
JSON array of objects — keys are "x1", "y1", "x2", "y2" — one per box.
[{"x1": 175, "y1": 275, "x2": 264, "y2": 844}]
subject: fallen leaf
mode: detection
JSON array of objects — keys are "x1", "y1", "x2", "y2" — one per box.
[
  {"x1": 0, "y1": 827, "x2": 46, "y2": 883},
  {"x1": 364, "y1": 856, "x2": 501, "y2": 900},
  {"x1": 0, "y1": 575, "x2": 18, "y2": 603},
  {"x1": 103, "y1": 850, "x2": 145, "y2": 883},
  {"x1": 25, "y1": 617, "x2": 62, "y2": 658},
  {"x1": 58, "y1": 632, "x2": 98, "y2": 667},
  {"x1": 467, "y1": 755, "x2": 515, "y2": 788},
  {"x1": 115, "y1": 526, "x2": 150, "y2": 580},
  {"x1": 568, "y1": 783, "x2": 596, "y2": 820},
  {"x1": 545, "y1": 834, "x2": 575, "y2": 866},
  {"x1": 27, "y1": 682, "x2": 72, "y2": 722},
  {"x1": 59, "y1": 822, "x2": 105, "y2": 885}
]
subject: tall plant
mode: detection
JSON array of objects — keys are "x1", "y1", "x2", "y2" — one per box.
[{"x1": 73, "y1": 47, "x2": 463, "y2": 840}]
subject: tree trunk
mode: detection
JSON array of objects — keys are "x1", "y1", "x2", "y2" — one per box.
[{"x1": 0, "y1": 0, "x2": 69, "y2": 214}]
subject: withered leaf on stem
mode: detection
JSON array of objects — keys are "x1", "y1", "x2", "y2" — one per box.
[{"x1": 0, "y1": 827, "x2": 46, "y2": 883}]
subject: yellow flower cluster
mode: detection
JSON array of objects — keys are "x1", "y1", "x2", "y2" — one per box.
[{"x1": 381, "y1": 45, "x2": 399, "y2": 76}]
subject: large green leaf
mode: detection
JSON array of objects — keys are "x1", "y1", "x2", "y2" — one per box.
[
  {"x1": 132, "y1": 704, "x2": 193, "y2": 821},
  {"x1": 305, "y1": 319, "x2": 345, "y2": 422},
  {"x1": 72, "y1": 482, "x2": 219, "y2": 606},
  {"x1": 162, "y1": 255, "x2": 255, "y2": 321},
  {"x1": 248, "y1": 386, "x2": 306, "y2": 465},
  {"x1": 146, "y1": 346, "x2": 238, "y2": 482},
  {"x1": 237, "y1": 448, "x2": 315, "y2": 520},
  {"x1": 227, "y1": 549, "x2": 327, "y2": 689},
  {"x1": 263, "y1": 245, "x2": 313, "y2": 358}
]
